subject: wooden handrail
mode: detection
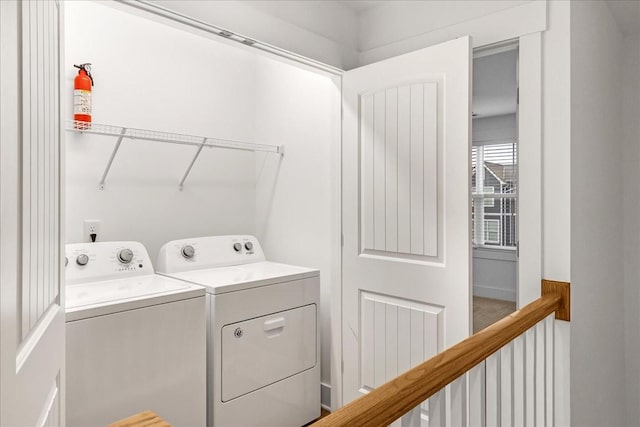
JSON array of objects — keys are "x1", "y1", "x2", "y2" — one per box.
[{"x1": 314, "y1": 281, "x2": 570, "y2": 427}]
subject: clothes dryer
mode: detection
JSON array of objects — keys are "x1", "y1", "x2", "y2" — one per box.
[{"x1": 157, "y1": 235, "x2": 320, "y2": 427}]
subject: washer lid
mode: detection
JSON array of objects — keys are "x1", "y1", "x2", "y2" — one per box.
[
  {"x1": 65, "y1": 274, "x2": 204, "y2": 322},
  {"x1": 162, "y1": 261, "x2": 319, "y2": 295}
]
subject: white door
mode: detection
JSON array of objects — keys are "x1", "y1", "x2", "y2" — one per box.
[
  {"x1": 1, "y1": 1, "x2": 65, "y2": 426},
  {"x1": 342, "y1": 37, "x2": 472, "y2": 405}
]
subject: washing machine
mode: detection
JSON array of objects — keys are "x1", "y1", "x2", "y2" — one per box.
[
  {"x1": 65, "y1": 241, "x2": 206, "y2": 427},
  {"x1": 156, "y1": 235, "x2": 320, "y2": 427}
]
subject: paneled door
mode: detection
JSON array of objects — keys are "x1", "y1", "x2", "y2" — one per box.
[
  {"x1": 1, "y1": 1, "x2": 65, "y2": 425},
  {"x1": 342, "y1": 37, "x2": 472, "y2": 412}
]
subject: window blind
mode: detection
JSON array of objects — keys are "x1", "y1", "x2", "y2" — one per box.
[{"x1": 472, "y1": 141, "x2": 517, "y2": 248}]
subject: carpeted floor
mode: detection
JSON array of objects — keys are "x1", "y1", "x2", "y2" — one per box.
[{"x1": 473, "y1": 296, "x2": 516, "y2": 333}]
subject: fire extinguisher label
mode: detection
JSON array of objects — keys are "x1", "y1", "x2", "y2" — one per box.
[{"x1": 73, "y1": 89, "x2": 92, "y2": 115}]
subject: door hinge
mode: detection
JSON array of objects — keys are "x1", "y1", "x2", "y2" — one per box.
[
  {"x1": 341, "y1": 233, "x2": 344, "y2": 247},
  {"x1": 516, "y1": 241, "x2": 520, "y2": 258},
  {"x1": 517, "y1": 87, "x2": 520, "y2": 105},
  {"x1": 341, "y1": 360, "x2": 344, "y2": 373}
]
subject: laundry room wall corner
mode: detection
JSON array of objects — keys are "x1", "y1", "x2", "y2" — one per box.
[{"x1": 254, "y1": 55, "x2": 341, "y2": 406}]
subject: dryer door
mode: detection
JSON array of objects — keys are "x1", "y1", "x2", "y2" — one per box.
[{"x1": 221, "y1": 304, "x2": 317, "y2": 402}]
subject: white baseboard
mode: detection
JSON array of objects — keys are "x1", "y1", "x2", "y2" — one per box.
[
  {"x1": 321, "y1": 382, "x2": 331, "y2": 411},
  {"x1": 473, "y1": 284, "x2": 516, "y2": 302}
]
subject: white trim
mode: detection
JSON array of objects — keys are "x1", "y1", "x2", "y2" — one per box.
[
  {"x1": 474, "y1": 244, "x2": 517, "y2": 252},
  {"x1": 472, "y1": 193, "x2": 517, "y2": 199},
  {"x1": 473, "y1": 40, "x2": 519, "y2": 59},
  {"x1": 473, "y1": 284, "x2": 516, "y2": 302},
  {"x1": 330, "y1": 75, "x2": 343, "y2": 411},
  {"x1": 517, "y1": 33, "x2": 542, "y2": 308},
  {"x1": 58, "y1": 2, "x2": 67, "y2": 422},
  {"x1": 473, "y1": 247, "x2": 517, "y2": 261}
]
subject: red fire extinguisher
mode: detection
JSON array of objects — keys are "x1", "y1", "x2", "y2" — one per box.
[{"x1": 73, "y1": 63, "x2": 94, "y2": 129}]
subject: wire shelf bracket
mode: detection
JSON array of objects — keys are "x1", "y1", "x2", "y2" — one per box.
[{"x1": 66, "y1": 121, "x2": 284, "y2": 189}]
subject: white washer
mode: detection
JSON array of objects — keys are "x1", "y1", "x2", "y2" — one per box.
[
  {"x1": 156, "y1": 235, "x2": 320, "y2": 427},
  {"x1": 65, "y1": 241, "x2": 206, "y2": 427}
]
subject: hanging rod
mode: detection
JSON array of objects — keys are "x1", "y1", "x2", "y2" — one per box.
[{"x1": 66, "y1": 121, "x2": 284, "y2": 189}]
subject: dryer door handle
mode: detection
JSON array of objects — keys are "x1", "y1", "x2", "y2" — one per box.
[{"x1": 263, "y1": 317, "x2": 285, "y2": 336}]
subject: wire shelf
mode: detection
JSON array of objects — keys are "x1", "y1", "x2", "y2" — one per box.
[
  {"x1": 66, "y1": 121, "x2": 283, "y2": 189},
  {"x1": 66, "y1": 121, "x2": 282, "y2": 153}
]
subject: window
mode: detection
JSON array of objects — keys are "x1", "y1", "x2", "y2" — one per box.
[
  {"x1": 483, "y1": 186, "x2": 495, "y2": 208},
  {"x1": 484, "y1": 219, "x2": 500, "y2": 244},
  {"x1": 472, "y1": 142, "x2": 517, "y2": 248}
]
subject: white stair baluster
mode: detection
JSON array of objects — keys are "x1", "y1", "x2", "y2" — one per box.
[
  {"x1": 500, "y1": 343, "x2": 513, "y2": 426},
  {"x1": 525, "y1": 328, "x2": 536, "y2": 426},
  {"x1": 545, "y1": 315, "x2": 555, "y2": 427},
  {"x1": 468, "y1": 363, "x2": 486, "y2": 427},
  {"x1": 513, "y1": 334, "x2": 526, "y2": 426},
  {"x1": 400, "y1": 406, "x2": 421, "y2": 427},
  {"x1": 428, "y1": 390, "x2": 446, "y2": 427},
  {"x1": 535, "y1": 321, "x2": 546, "y2": 426},
  {"x1": 486, "y1": 352, "x2": 501, "y2": 426},
  {"x1": 450, "y1": 376, "x2": 467, "y2": 427}
]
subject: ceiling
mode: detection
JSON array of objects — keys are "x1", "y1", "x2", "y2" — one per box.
[
  {"x1": 339, "y1": 1, "x2": 384, "y2": 14},
  {"x1": 607, "y1": 0, "x2": 640, "y2": 36}
]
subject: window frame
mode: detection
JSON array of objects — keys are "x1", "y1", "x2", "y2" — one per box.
[
  {"x1": 483, "y1": 186, "x2": 495, "y2": 208},
  {"x1": 483, "y1": 219, "x2": 500, "y2": 244}
]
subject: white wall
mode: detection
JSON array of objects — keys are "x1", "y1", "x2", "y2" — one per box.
[
  {"x1": 570, "y1": 2, "x2": 626, "y2": 425},
  {"x1": 65, "y1": 0, "x2": 340, "y2": 406},
  {"x1": 253, "y1": 57, "x2": 340, "y2": 406},
  {"x1": 623, "y1": 33, "x2": 640, "y2": 425},
  {"x1": 473, "y1": 248, "x2": 516, "y2": 302},
  {"x1": 148, "y1": 0, "x2": 359, "y2": 69},
  {"x1": 65, "y1": 1, "x2": 258, "y2": 260}
]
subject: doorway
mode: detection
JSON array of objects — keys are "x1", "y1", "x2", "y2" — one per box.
[{"x1": 471, "y1": 43, "x2": 519, "y2": 332}]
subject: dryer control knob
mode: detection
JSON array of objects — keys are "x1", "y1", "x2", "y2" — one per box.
[
  {"x1": 76, "y1": 254, "x2": 89, "y2": 266},
  {"x1": 244, "y1": 242, "x2": 253, "y2": 251},
  {"x1": 233, "y1": 242, "x2": 242, "y2": 252},
  {"x1": 65, "y1": 256, "x2": 69, "y2": 267},
  {"x1": 181, "y1": 245, "x2": 195, "y2": 259},
  {"x1": 117, "y1": 249, "x2": 134, "y2": 264}
]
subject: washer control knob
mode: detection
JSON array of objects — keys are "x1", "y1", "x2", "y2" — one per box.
[
  {"x1": 244, "y1": 242, "x2": 253, "y2": 251},
  {"x1": 65, "y1": 257, "x2": 69, "y2": 267},
  {"x1": 181, "y1": 245, "x2": 195, "y2": 259},
  {"x1": 76, "y1": 254, "x2": 89, "y2": 266},
  {"x1": 117, "y1": 249, "x2": 134, "y2": 264},
  {"x1": 233, "y1": 243, "x2": 242, "y2": 252}
]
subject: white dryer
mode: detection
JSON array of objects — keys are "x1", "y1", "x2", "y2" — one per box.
[
  {"x1": 156, "y1": 235, "x2": 320, "y2": 427},
  {"x1": 65, "y1": 241, "x2": 206, "y2": 427}
]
